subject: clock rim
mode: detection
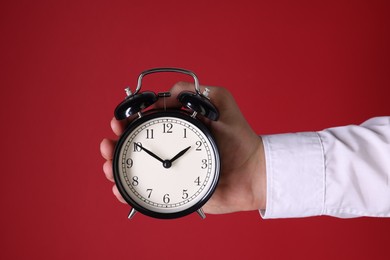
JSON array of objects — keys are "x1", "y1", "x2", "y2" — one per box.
[{"x1": 113, "y1": 109, "x2": 221, "y2": 219}]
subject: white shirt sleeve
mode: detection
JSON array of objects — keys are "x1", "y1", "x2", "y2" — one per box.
[{"x1": 260, "y1": 117, "x2": 390, "y2": 218}]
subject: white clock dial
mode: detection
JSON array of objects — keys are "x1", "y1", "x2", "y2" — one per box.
[{"x1": 117, "y1": 115, "x2": 219, "y2": 214}]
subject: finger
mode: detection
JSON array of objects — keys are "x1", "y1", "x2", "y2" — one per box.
[
  {"x1": 111, "y1": 117, "x2": 127, "y2": 136},
  {"x1": 112, "y1": 185, "x2": 127, "y2": 204},
  {"x1": 170, "y1": 81, "x2": 222, "y2": 107},
  {"x1": 170, "y1": 81, "x2": 196, "y2": 97},
  {"x1": 100, "y1": 138, "x2": 116, "y2": 160},
  {"x1": 103, "y1": 160, "x2": 114, "y2": 182}
]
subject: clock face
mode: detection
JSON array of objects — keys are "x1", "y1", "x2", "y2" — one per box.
[{"x1": 114, "y1": 111, "x2": 220, "y2": 218}]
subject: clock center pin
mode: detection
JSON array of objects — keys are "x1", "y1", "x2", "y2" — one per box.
[{"x1": 163, "y1": 160, "x2": 172, "y2": 169}]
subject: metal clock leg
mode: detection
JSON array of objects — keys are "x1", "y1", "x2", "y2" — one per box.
[
  {"x1": 196, "y1": 208, "x2": 206, "y2": 219},
  {"x1": 128, "y1": 208, "x2": 137, "y2": 219}
]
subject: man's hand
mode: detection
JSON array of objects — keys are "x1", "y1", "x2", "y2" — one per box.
[{"x1": 100, "y1": 82, "x2": 266, "y2": 214}]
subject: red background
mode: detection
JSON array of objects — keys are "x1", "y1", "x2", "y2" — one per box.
[{"x1": 1, "y1": 0, "x2": 389, "y2": 259}]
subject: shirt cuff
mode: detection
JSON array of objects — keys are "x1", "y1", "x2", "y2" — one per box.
[{"x1": 260, "y1": 132, "x2": 325, "y2": 218}]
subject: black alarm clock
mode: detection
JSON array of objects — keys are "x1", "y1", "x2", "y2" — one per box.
[{"x1": 113, "y1": 68, "x2": 221, "y2": 219}]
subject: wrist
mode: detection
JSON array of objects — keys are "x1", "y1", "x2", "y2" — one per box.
[
  {"x1": 251, "y1": 136, "x2": 267, "y2": 210},
  {"x1": 242, "y1": 135, "x2": 267, "y2": 211}
]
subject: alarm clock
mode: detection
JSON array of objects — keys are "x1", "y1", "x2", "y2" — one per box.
[{"x1": 113, "y1": 68, "x2": 221, "y2": 219}]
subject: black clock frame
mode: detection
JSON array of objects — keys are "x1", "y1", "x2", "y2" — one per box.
[{"x1": 113, "y1": 109, "x2": 221, "y2": 219}]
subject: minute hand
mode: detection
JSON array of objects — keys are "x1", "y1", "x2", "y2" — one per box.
[
  {"x1": 135, "y1": 143, "x2": 164, "y2": 163},
  {"x1": 169, "y1": 146, "x2": 191, "y2": 164}
]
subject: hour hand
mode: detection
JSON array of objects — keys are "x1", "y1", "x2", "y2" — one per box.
[
  {"x1": 169, "y1": 146, "x2": 191, "y2": 164},
  {"x1": 134, "y1": 143, "x2": 164, "y2": 164}
]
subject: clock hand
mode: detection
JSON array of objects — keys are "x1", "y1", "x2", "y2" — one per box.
[
  {"x1": 134, "y1": 143, "x2": 164, "y2": 164},
  {"x1": 169, "y1": 146, "x2": 192, "y2": 164}
]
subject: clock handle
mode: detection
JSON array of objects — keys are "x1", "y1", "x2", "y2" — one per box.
[{"x1": 133, "y1": 68, "x2": 201, "y2": 96}]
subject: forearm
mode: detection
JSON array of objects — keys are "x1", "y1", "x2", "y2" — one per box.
[{"x1": 260, "y1": 117, "x2": 390, "y2": 218}]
